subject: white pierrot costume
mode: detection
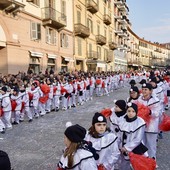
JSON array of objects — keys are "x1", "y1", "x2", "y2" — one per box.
[
  {"x1": 58, "y1": 148, "x2": 98, "y2": 170},
  {"x1": 85, "y1": 132, "x2": 120, "y2": 170}
]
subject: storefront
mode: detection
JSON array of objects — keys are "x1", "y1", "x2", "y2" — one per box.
[
  {"x1": 86, "y1": 60, "x2": 106, "y2": 72},
  {"x1": 29, "y1": 51, "x2": 43, "y2": 74}
]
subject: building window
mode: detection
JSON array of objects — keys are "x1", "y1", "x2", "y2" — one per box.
[
  {"x1": 78, "y1": 38, "x2": 82, "y2": 56},
  {"x1": 97, "y1": 25, "x2": 100, "y2": 35},
  {"x1": 30, "y1": 22, "x2": 41, "y2": 40},
  {"x1": 104, "y1": 49, "x2": 108, "y2": 61},
  {"x1": 77, "y1": 11, "x2": 81, "y2": 23},
  {"x1": 61, "y1": 0, "x2": 66, "y2": 15},
  {"x1": 87, "y1": 19, "x2": 93, "y2": 33},
  {"x1": 60, "y1": 33, "x2": 69, "y2": 48},
  {"x1": 97, "y1": 46, "x2": 101, "y2": 59},
  {"x1": 46, "y1": 28, "x2": 56, "y2": 45},
  {"x1": 104, "y1": 28, "x2": 107, "y2": 37}
]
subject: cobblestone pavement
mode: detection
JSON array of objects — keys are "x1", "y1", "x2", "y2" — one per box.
[{"x1": 0, "y1": 86, "x2": 169, "y2": 170}]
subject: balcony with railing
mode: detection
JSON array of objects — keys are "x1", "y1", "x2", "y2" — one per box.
[
  {"x1": 0, "y1": 0, "x2": 25, "y2": 13},
  {"x1": 41, "y1": 7, "x2": 66, "y2": 29},
  {"x1": 74, "y1": 23, "x2": 90, "y2": 38},
  {"x1": 117, "y1": 15, "x2": 127, "y2": 24},
  {"x1": 87, "y1": 51, "x2": 98, "y2": 60},
  {"x1": 114, "y1": 0, "x2": 123, "y2": 5},
  {"x1": 96, "y1": 35, "x2": 106, "y2": 45},
  {"x1": 103, "y1": 14, "x2": 111, "y2": 25},
  {"x1": 109, "y1": 41, "x2": 118, "y2": 50},
  {"x1": 86, "y1": 0, "x2": 98, "y2": 14}
]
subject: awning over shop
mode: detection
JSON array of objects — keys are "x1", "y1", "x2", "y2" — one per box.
[
  {"x1": 29, "y1": 51, "x2": 43, "y2": 57},
  {"x1": 0, "y1": 25, "x2": 6, "y2": 47},
  {"x1": 62, "y1": 56, "x2": 74, "y2": 62},
  {"x1": 47, "y1": 54, "x2": 57, "y2": 59}
]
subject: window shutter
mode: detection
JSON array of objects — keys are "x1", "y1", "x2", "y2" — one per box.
[
  {"x1": 65, "y1": 35, "x2": 69, "y2": 47},
  {"x1": 77, "y1": 11, "x2": 81, "y2": 23},
  {"x1": 37, "y1": 23, "x2": 41, "y2": 39}
]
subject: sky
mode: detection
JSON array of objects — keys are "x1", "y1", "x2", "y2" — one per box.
[{"x1": 126, "y1": 0, "x2": 170, "y2": 43}]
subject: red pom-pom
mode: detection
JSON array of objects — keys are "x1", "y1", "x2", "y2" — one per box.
[
  {"x1": 28, "y1": 92, "x2": 33, "y2": 101},
  {"x1": 96, "y1": 79, "x2": 101, "y2": 85},
  {"x1": 98, "y1": 164, "x2": 106, "y2": 170},
  {"x1": 77, "y1": 84, "x2": 81, "y2": 90},
  {"x1": 136, "y1": 102, "x2": 152, "y2": 125},
  {"x1": 100, "y1": 108, "x2": 112, "y2": 117},
  {"x1": 129, "y1": 152, "x2": 156, "y2": 170},
  {"x1": 90, "y1": 79, "x2": 92, "y2": 85},
  {"x1": 164, "y1": 94, "x2": 168, "y2": 105},
  {"x1": 40, "y1": 84, "x2": 50, "y2": 94},
  {"x1": 102, "y1": 81, "x2": 105, "y2": 88},
  {"x1": 21, "y1": 102, "x2": 25, "y2": 112},
  {"x1": 159, "y1": 113, "x2": 170, "y2": 131},
  {"x1": 11, "y1": 100, "x2": 17, "y2": 111},
  {"x1": 60, "y1": 86, "x2": 67, "y2": 94},
  {"x1": 39, "y1": 95, "x2": 49, "y2": 104},
  {"x1": 0, "y1": 108, "x2": 4, "y2": 117},
  {"x1": 53, "y1": 86, "x2": 57, "y2": 94}
]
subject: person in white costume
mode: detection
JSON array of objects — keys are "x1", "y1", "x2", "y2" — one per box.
[
  {"x1": 10, "y1": 87, "x2": 22, "y2": 125},
  {"x1": 118, "y1": 102, "x2": 146, "y2": 170},
  {"x1": 0, "y1": 86, "x2": 12, "y2": 129},
  {"x1": 137, "y1": 83, "x2": 161, "y2": 161},
  {"x1": 109, "y1": 100, "x2": 127, "y2": 139},
  {"x1": 19, "y1": 85, "x2": 33, "y2": 122},
  {"x1": 57, "y1": 123, "x2": 98, "y2": 170},
  {"x1": 85, "y1": 112, "x2": 120, "y2": 170}
]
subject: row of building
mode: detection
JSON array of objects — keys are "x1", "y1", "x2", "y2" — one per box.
[{"x1": 0, "y1": 0, "x2": 169, "y2": 75}]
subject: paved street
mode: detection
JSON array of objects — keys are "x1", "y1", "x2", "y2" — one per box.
[{"x1": 0, "y1": 86, "x2": 169, "y2": 170}]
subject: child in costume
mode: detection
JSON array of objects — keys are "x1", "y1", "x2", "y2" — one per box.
[
  {"x1": 109, "y1": 100, "x2": 127, "y2": 137},
  {"x1": 57, "y1": 123, "x2": 98, "y2": 170},
  {"x1": 118, "y1": 102, "x2": 147, "y2": 170},
  {"x1": 85, "y1": 112, "x2": 120, "y2": 170}
]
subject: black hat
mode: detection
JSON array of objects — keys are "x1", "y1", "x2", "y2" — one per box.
[
  {"x1": 32, "y1": 82, "x2": 38, "y2": 87},
  {"x1": 139, "y1": 79, "x2": 146, "y2": 84},
  {"x1": 142, "y1": 83, "x2": 153, "y2": 90},
  {"x1": 13, "y1": 87, "x2": 19, "y2": 93},
  {"x1": 0, "y1": 150, "x2": 11, "y2": 170},
  {"x1": 130, "y1": 86, "x2": 139, "y2": 93},
  {"x1": 129, "y1": 79, "x2": 136, "y2": 85},
  {"x1": 149, "y1": 77, "x2": 157, "y2": 84},
  {"x1": 127, "y1": 102, "x2": 138, "y2": 113},
  {"x1": 1, "y1": 86, "x2": 7, "y2": 92},
  {"x1": 65, "y1": 124, "x2": 86, "y2": 143},
  {"x1": 92, "y1": 112, "x2": 107, "y2": 125},
  {"x1": 115, "y1": 100, "x2": 127, "y2": 112}
]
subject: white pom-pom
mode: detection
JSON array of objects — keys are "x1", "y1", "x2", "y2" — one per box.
[
  {"x1": 130, "y1": 89, "x2": 133, "y2": 92},
  {"x1": 143, "y1": 83, "x2": 146, "y2": 87},
  {"x1": 127, "y1": 102, "x2": 132, "y2": 107},
  {"x1": 149, "y1": 79, "x2": 151, "y2": 82},
  {"x1": 113, "y1": 99, "x2": 117, "y2": 103},
  {"x1": 98, "y1": 116, "x2": 104, "y2": 121},
  {"x1": 66, "y1": 122, "x2": 72, "y2": 128}
]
